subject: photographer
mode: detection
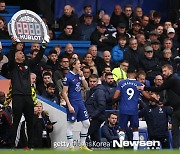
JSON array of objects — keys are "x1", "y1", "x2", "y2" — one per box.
[{"x1": 33, "y1": 102, "x2": 53, "y2": 148}]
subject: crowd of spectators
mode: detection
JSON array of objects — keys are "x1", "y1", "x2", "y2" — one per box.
[{"x1": 0, "y1": 1, "x2": 180, "y2": 149}]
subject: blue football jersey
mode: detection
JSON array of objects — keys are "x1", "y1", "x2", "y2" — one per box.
[
  {"x1": 63, "y1": 71, "x2": 83, "y2": 103},
  {"x1": 117, "y1": 79, "x2": 142, "y2": 115}
]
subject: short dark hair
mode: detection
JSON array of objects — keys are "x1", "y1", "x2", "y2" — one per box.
[
  {"x1": 43, "y1": 71, "x2": 52, "y2": 78},
  {"x1": 82, "y1": 65, "x2": 91, "y2": 70},
  {"x1": 49, "y1": 49, "x2": 57, "y2": 55},
  {"x1": 89, "y1": 74, "x2": 99, "y2": 79},
  {"x1": 84, "y1": 4, "x2": 92, "y2": 10},
  {"x1": 46, "y1": 83, "x2": 55, "y2": 89},
  {"x1": 105, "y1": 72, "x2": 113, "y2": 78},
  {"x1": 118, "y1": 35, "x2": 127, "y2": 41},
  {"x1": 108, "y1": 112, "x2": 118, "y2": 118},
  {"x1": 162, "y1": 64, "x2": 173, "y2": 72},
  {"x1": 153, "y1": 11, "x2": 161, "y2": 18}
]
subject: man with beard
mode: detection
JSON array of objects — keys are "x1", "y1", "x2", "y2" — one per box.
[
  {"x1": 42, "y1": 83, "x2": 60, "y2": 105},
  {"x1": 102, "y1": 73, "x2": 117, "y2": 109},
  {"x1": 138, "y1": 64, "x2": 180, "y2": 149}
]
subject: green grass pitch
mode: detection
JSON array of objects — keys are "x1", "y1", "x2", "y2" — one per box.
[{"x1": 0, "y1": 149, "x2": 179, "y2": 154}]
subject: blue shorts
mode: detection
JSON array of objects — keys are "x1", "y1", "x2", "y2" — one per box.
[
  {"x1": 119, "y1": 113, "x2": 139, "y2": 129},
  {"x1": 67, "y1": 102, "x2": 89, "y2": 122}
]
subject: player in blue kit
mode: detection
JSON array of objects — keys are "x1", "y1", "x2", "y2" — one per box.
[
  {"x1": 62, "y1": 58, "x2": 91, "y2": 151},
  {"x1": 113, "y1": 69, "x2": 151, "y2": 150}
]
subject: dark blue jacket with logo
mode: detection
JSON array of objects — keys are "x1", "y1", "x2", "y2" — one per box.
[{"x1": 139, "y1": 105, "x2": 172, "y2": 138}]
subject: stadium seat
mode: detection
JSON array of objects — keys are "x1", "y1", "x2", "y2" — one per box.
[
  {"x1": 0, "y1": 13, "x2": 14, "y2": 23},
  {"x1": 1, "y1": 40, "x2": 91, "y2": 57},
  {"x1": 6, "y1": 5, "x2": 20, "y2": 14}
]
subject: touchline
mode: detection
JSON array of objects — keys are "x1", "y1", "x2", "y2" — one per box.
[{"x1": 113, "y1": 140, "x2": 161, "y2": 148}]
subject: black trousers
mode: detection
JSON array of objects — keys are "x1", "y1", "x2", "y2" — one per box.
[
  {"x1": 11, "y1": 95, "x2": 34, "y2": 148},
  {"x1": 172, "y1": 108, "x2": 180, "y2": 149},
  {"x1": 88, "y1": 119, "x2": 103, "y2": 142},
  {"x1": 149, "y1": 136, "x2": 170, "y2": 149}
]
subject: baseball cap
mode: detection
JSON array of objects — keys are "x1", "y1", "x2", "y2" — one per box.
[
  {"x1": 97, "y1": 22, "x2": 106, "y2": 28},
  {"x1": 167, "y1": 28, "x2": 175, "y2": 34},
  {"x1": 144, "y1": 46, "x2": 153, "y2": 52},
  {"x1": 133, "y1": 20, "x2": 141, "y2": 26},
  {"x1": 117, "y1": 23, "x2": 126, "y2": 28},
  {"x1": 84, "y1": 13, "x2": 93, "y2": 18}
]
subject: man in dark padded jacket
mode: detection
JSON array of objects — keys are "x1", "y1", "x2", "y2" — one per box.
[{"x1": 85, "y1": 74, "x2": 106, "y2": 143}]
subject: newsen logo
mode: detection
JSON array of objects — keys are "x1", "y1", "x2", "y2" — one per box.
[{"x1": 113, "y1": 140, "x2": 161, "y2": 149}]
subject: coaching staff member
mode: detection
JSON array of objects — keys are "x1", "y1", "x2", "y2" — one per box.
[
  {"x1": 8, "y1": 37, "x2": 47, "y2": 148},
  {"x1": 85, "y1": 74, "x2": 106, "y2": 143},
  {"x1": 139, "y1": 64, "x2": 180, "y2": 149}
]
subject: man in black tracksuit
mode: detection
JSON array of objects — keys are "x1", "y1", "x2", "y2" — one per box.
[
  {"x1": 8, "y1": 41, "x2": 46, "y2": 148},
  {"x1": 139, "y1": 64, "x2": 180, "y2": 149},
  {"x1": 139, "y1": 93, "x2": 173, "y2": 149}
]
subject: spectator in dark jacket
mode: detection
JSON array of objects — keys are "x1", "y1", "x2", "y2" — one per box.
[
  {"x1": 90, "y1": 22, "x2": 117, "y2": 54},
  {"x1": 80, "y1": 13, "x2": 96, "y2": 40},
  {"x1": 58, "y1": 5, "x2": 80, "y2": 38},
  {"x1": 0, "y1": 1, "x2": 9, "y2": 14},
  {"x1": 160, "y1": 48, "x2": 175, "y2": 69},
  {"x1": 124, "y1": 38, "x2": 143, "y2": 71},
  {"x1": 97, "y1": 51, "x2": 116, "y2": 77},
  {"x1": 110, "y1": 5, "x2": 126, "y2": 28},
  {"x1": 46, "y1": 50, "x2": 59, "y2": 73},
  {"x1": 85, "y1": 74, "x2": 106, "y2": 143},
  {"x1": 37, "y1": 72, "x2": 53, "y2": 96},
  {"x1": 41, "y1": 83, "x2": 60, "y2": 105},
  {"x1": 0, "y1": 16, "x2": 10, "y2": 39},
  {"x1": 79, "y1": 5, "x2": 93, "y2": 24},
  {"x1": 139, "y1": 46, "x2": 161, "y2": 85},
  {"x1": 58, "y1": 24, "x2": 80, "y2": 40},
  {"x1": 102, "y1": 14, "x2": 116, "y2": 34}
]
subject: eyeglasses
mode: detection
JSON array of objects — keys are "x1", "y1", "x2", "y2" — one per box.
[
  {"x1": 145, "y1": 51, "x2": 153, "y2": 53},
  {"x1": 125, "y1": 9, "x2": 132, "y2": 12},
  {"x1": 156, "y1": 79, "x2": 163, "y2": 80},
  {"x1": 62, "y1": 61, "x2": 69, "y2": 63}
]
